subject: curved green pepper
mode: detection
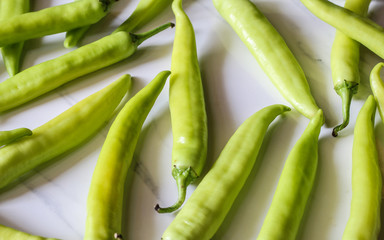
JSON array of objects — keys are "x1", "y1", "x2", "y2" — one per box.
[
  {"x1": 0, "y1": 75, "x2": 131, "y2": 191},
  {"x1": 213, "y1": 0, "x2": 320, "y2": 119},
  {"x1": 162, "y1": 104, "x2": 290, "y2": 240},
  {"x1": 155, "y1": 0, "x2": 207, "y2": 213},
  {"x1": 331, "y1": 0, "x2": 371, "y2": 137},
  {"x1": 84, "y1": 71, "x2": 170, "y2": 240},
  {"x1": 370, "y1": 62, "x2": 384, "y2": 123},
  {"x1": 257, "y1": 109, "x2": 323, "y2": 240},
  {"x1": 342, "y1": 95, "x2": 381, "y2": 239}
]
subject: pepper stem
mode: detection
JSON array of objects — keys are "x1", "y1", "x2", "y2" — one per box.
[
  {"x1": 155, "y1": 167, "x2": 195, "y2": 213},
  {"x1": 332, "y1": 83, "x2": 357, "y2": 137},
  {"x1": 131, "y1": 22, "x2": 175, "y2": 46}
]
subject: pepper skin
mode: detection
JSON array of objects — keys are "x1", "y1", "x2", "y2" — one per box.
[
  {"x1": 155, "y1": 0, "x2": 207, "y2": 213},
  {"x1": 370, "y1": 62, "x2": 384, "y2": 123},
  {"x1": 331, "y1": 0, "x2": 371, "y2": 137},
  {"x1": 161, "y1": 104, "x2": 290, "y2": 240},
  {"x1": 0, "y1": 75, "x2": 131, "y2": 191},
  {"x1": 212, "y1": 0, "x2": 320, "y2": 119},
  {"x1": 0, "y1": 0, "x2": 30, "y2": 76},
  {"x1": 257, "y1": 109, "x2": 323, "y2": 240},
  {"x1": 84, "y1": 71, "x2": 170, "y2": 240},
  {"x1": 342, "y1": 95, "x2": 381, "y2": 239}
]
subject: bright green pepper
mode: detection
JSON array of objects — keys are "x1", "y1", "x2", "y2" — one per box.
[
  {"x1": 257, "y1": 109, "x2": 323, "y2": 240},
  {"x1": 0, "y1": 0, "x2": 29, "y2": 76},
  {"x1": 331, "y1": 0, "x2": 371, "y2": 137},
  {"x1": 0, "y1": 0, "x2": 116, "y2": 47},
  {"x1": 212, "y1": 0, "x2": 320, "y2": 119},
  {"x1": 299, "y1": 0, "x2": 384, "y2": 59},
  {"x1": 0, "y1": 224, "x2": 58, "y2": 240},
  {"x1": 0, "y1": 22, "x2": 173, "y2": 113},
  {"x1": 161, "y1": 104, "x2": 290, "y2": 240},
  {"x1": 112, "y1": 0, "x2": 173, "y2": 34},
  {"x1": 155, "y1": 0, "x2": 208, "y2": 213},
  {"x1": 342, "y1": 95, "x2": 381, "y2": 239},
  {"x1": 370, "y1": 62, "x2": 384, "y2": 123},
  {"x1": 0, "y1": 75, "x2": 131, "y2": 191},
  {"x1": 0, "y1": 127, "x2": 32, "y2": 146},
  {"x1": 84, "y1": 71, "x2": 170, "y2": 240}
]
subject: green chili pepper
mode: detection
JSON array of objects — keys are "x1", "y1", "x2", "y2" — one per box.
[
  {"x1": 112, "y1": 0, "x2": 173, "y2": 34},
  {"x1": 161, "y1": 104, "x2": 290, "y2": 240},
  {"x1": 0, "y1": 127, "x2": 32, "y2": 146},
  {"x1": 370, "y1": 62, "x2": 384, "y2": 123},
  {"x1": 0, "y1": 0, "x2": 116, "y2": 47},
  {"x1": 299, "y1": 0, "x2": 384, "y2": 59},
  {"x1": 0, "y1": 75, "x2": 131, "y2": 191},
  {"x1": 0, "y1": 0, "x2": 29, "y2": 76},
  {"x1": 212, "y1": 0, "x2": 320, "y2": 119},
  {"x1": 331, "y1": 0, "x2": 371, "y2": 137},
  {"x1": 342, "y1": 95, "x2": 381, "y2": 239},
  {"x1": 0, "y1": 22, "x2": 173, "y2": 113},
  {"x1": 257, "y1": 109, "x2": 323, "y2": 240},
  {"x1": 155, "y1": 0, "x2": 208, "y2": 213},
  {"x1": 0, "y1": 224, "x2": 58, "y2": 240},
  {"x1": 84, "y1": 71, "x2": 170, "y2": 240}
]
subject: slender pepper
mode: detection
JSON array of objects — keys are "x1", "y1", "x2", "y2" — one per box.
[
  {"x1": 161, "y1": 104, "x2": 290, "y2": 240},
  {"x1": 112, "y1": 0, "x2": 173, "y2": 34},
  {"x1": 0, "y1": 128, "x2": 32, "y2": 146},
  {"x1": 0, "y1": 224, "x2": 58, "y2": 240},
  {"x1": 257, "y1": 109, "x2": 323, "y2": 240},
  {"x1": 331, "y1": 0, "x2": 371, "y2": 137},
  {"x1": 155, "y1": 0, "x2": 208, "y2": 213},
  {"x1": 299, "y1": 0, "x2": 384, "y2": 59},
  {"x1": 0, "y1": 75, "x2": 131, "y2": 191},
  {"x1": 370, "y1": 62, "x2": 384, "y2": 123},
  {"x1": 84, "y1": 71, "x2": 170, "y2": 240},
  {"x1": 342, "y1": 95, "x2": 381, "y2": 239},
  {"x1": 0, "y1": 0, "x2": 116, "y2": 47},
  {"x1": 0, "y1": 22, "x2": 173, "y2": 113},
  {"x1": 0, "y1": 0, "x2": 29, "y2": 76},
  {"x1": 212, "y1": 0, "x2": 320, "y2": 119}
]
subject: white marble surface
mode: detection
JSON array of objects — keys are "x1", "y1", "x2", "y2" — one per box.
[{"x1": 0, "y1": 0, "x2": 384, "y2": 239}]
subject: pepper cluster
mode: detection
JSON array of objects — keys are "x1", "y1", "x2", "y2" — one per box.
[{"x1": 0, "y1": 0, "x2": 383, "y2": 239}]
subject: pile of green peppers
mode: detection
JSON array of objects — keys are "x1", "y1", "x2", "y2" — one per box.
[{"x1": 0, "y1": 0, "x2": 384, "y2": 239}]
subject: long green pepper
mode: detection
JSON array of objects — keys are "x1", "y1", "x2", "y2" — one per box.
[
  {"x1": 342, "y1": 95, "x2": 381, "y2": 239},
  {"x1": 155, "y1": 0, "x2": 207, "y2": 213},
  {"x1": 0, "y1": 224, "x2": 58, "y2": 240},
  {"x1": 0, "y1": 0, "x2": 116, "y2": 47},
  {"x1": 84, "y1": 71, "x2": 170, "y2": 240},
  {"x1": 212, "y1": 0, "x2": 320, "y2": 119},
  {"x1": 257, "y1": 109, "x2": 323, "y2": 240},
  {"x1": 299, "y1": 0, "x2": 384, "y2": 59},
  {"x1": 331, "y1": 0, "x2": 371, "y2": 137},
  {"x1": 0, "y1": 22, "x2": 173, "y2": 113},
  {"x1": 0, "y1": 0, "x2": 29, "y2": 76},
  {"x1": 161, "y1": 104, "x2": 290, "y2": 240},
  {"x1": 0, "y1": 75, "x2": 131, "y2": 191}
]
